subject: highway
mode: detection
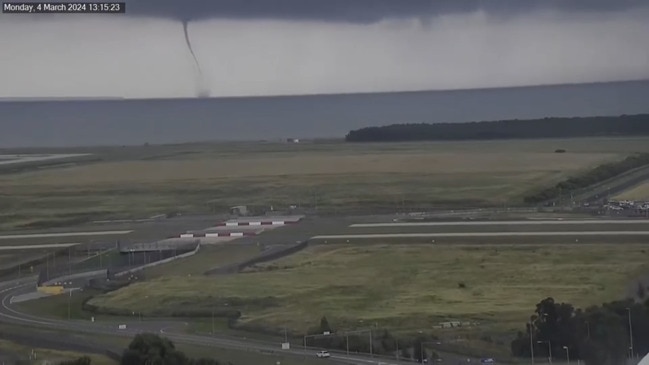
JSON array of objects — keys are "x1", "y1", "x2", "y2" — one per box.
[{"x1": 0, "y1": 279, "x2": 478, "y2": 364}]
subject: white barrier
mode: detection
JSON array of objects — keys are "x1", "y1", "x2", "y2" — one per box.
[
  {"x1": 115, "y1": 243, "x2": 201, "y2": 278},
  {"x1": 42, "y1": 269, "x2": 108, "y2": 286}
]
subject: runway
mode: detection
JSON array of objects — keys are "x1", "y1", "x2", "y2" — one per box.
[
  {"x1": 312, "y1": 230, "x2": 649, "y2": 240},
  {"x1": 3, "y1": 215, "x2": 649, "y2": 363},
  {"x1": 0, "y1": 230, "x2": 133, "y2": 240},
  {"x1": 351, "y1": 219, "x2": 649, "y2": 227}
]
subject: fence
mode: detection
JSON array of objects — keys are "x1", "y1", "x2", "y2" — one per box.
[
  {"x1": 114, "y1": 242, "x2": 201, "y2": 277},
  {"x1": 38, "y1": 243, "x2": 200, "y2": 286},
  {"x1": 0, "y1": 329, "x2": 123, "y2": 361},
  {"x1": 205, "y1": 240, "x2": 308, "y2": 275}
]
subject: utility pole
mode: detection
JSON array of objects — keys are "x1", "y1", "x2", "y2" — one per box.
[
  {"x1": 530, "y1": 319, "x2": 535, "y2": 365},
  {"x1": 626, "y1": 307, "x2": 634, "y2": 359},
  {"x1": 67, "y1": 289, "x2": 72, "y2": 320},
  {"x1": 395, "y1": 339, "x2": 399, "y2": 361},
  {"x1": 211, "y1": 308, "x2": 215, "y2": 335},
  {"x1": 563, "y1": 346, "x2": 570, "y2": 365},
  {"x1": 537, "y1": 340, "x2": 552, "y2": 365}
]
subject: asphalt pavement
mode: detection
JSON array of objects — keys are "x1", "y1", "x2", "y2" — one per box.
[
  {"x1": 0, "y1": 279, "x2": 479, "y2": 365},
  {"x1": 3, "y1": 215, "x2": 649, "y2": 364}
]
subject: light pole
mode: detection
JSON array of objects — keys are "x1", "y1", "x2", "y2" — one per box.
[
  {"x1": 303, "y1": 333, "x2": 332, "y2": 355},
  {"x1": 338, "y1": 329, "x2": 374, "y2": 357},
  {"x1": 67, "y1": 289, "x2": 72, "y2": 320},
  {"x1": 211, "y1": 308, "x2": 214, "y2": 335},
  {"x1": 420, "y1": 341, "x2": 441, "y2": 363},
  {"x1": 626, "y1": 307, "x2": 634, "y2": 359},
  {"x1": 537, "y1": 340, "x2": 552, "y2": 364},
  {"x1": 563, "y1": 346, "x2": 569, "y2": 365},
  {"x1": 529, "y1": 319, "x2": 535, "y2": 365}
]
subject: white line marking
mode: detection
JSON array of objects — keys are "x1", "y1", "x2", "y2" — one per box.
[
  {"x1": 0, "y1": 243, "x2": 79, "y2": 250},
  {"x1": 350, "y1": 220, "x2": 649, "y2": 228},
  {"x1": 0, "y1": 230, "x2": 133, "y2": 240},
  {"x1": 312, "y1": 231, "x2": 649, "y2": 239}
]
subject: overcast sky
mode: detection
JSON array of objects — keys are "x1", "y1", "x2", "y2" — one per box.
[{"x1": 1, "y1": 0, "x2": 648, "y2": 98}]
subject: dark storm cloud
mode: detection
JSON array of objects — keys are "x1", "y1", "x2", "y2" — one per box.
[
  {"x1": 126, "y1": 0, "x2": 647, "y2": 22},
  {"x1": 3, "y1": 0, "x2": 648, "y2": 99}
]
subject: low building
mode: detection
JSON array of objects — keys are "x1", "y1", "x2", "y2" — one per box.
[{"x1": 230, "y1": 205, "x2": 248, "y2": 216}]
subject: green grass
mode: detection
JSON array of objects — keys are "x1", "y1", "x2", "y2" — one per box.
[
  {"x1": 3, "y1": 137, "x2": 649, "y2": 230},
  {"x1": 0, "y1": 323, "x2": 323, "y2": 365},
  {"x1": 90, "y1": 242, "x2": 649, "y2": 337},
  {"x1": 615, "y1": 181, "x2": 649, "y2": 201},
  {"x1": 144, "y1": 243, "x2": 265, "y2": 278},
  {"x1": 0, "y1": 339, "x2": 118, "y2": 365},
  {"x1": 16, "y1": 288, "x2": 101, "y2": 320}
]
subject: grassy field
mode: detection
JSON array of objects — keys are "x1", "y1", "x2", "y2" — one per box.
[
  {"x1": 144, "y1": 243, "x2": 265, "y2": 278},
  {"x1": 0, "y1": 339, "x2": 117, "y2": 365},
  {"x1": 3, "y1": 137, "x2": 649, "y2": 230},
  {"x1": 16, "y1": 288, "x2": 102, "y2": 321},
  {"x1": 615, "y1": 181, "x2": 649, "y2": 201},
  {"x1": 89, "y1": 242, "x2": 649, "y2": 338},
  {"x1": 16, "y1": 244, "x2": 266, "y2": 321},
  {"x1": 0, "y1": 324, "x2": 325, "y2": 365}
]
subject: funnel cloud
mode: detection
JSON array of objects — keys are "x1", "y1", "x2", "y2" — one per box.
[
  {"x1": 182, "y1": 21, "x2": 210, "y2": 97},
  {"x1": 1, "y1": 4, "x2": 648, "y2": 99}
]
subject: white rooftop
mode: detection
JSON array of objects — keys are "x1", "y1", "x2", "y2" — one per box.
[{"x1": 224, "y1": 215, "x2": 304, "y2": 223}]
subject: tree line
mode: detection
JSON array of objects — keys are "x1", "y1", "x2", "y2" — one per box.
[
  {"x1": 345, "y1": 114, "x2": 649, "y2": 142},
  {"x1": 306, "y1": 316, "x2": 440, "y2": 362},
  {"x1": 59, "y1": 333, "x2": 221, "y2": 365},
  {"x1": 511, "y1": 296, "x2": 649, "y2": 365}
]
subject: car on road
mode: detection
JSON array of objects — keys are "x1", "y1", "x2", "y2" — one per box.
[{"x1": 316, "y1": 350, "x2": 331, "y2": 358}]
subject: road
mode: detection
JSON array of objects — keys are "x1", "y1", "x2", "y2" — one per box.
[
  {"x1": 0, "y1": 279, "x2": 479, "y2": 365},
  {"x1": 3, "y1": 215, "x2": 649, "y2": 364}
]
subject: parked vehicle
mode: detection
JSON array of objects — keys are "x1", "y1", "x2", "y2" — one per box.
[{"x1": 316, "y1": 350, "x2": 330, "y2": 358}]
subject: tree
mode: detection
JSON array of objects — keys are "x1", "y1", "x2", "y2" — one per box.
[
  {"x1": 120, "y1": 333, "x2": 219, "y2": 365},
  {"x1": 512, "y1": 297, "x2": 649, "y2": 365},
  {"x1": 637, "y1": 282, "x2": 646, "y2": 300},
  {"x1": 59, "y1": 357, "x2": 91, "y2": 365},
  {"x1": 319, "y1": 316, "x2": 332, "y2": 333}
]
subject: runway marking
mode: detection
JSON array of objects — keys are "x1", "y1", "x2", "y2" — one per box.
[
  {"x1": 312, "y1": 231, "x2": 649, "y2": 239},
  {"x1": 0, "y1": 243, "x2": 80, "y2": 250},
  {"x1": 0, "y1": 230, "x2": 133, "y2": 240},
  {"x1": 351, "y1": 219, "x2": 649, "y2": 228}
]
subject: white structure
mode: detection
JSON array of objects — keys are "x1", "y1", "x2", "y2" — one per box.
[{"x1": 639, "y1": 353, "x2": 649, "y2": 365}]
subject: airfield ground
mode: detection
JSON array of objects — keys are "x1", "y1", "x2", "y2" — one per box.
[
  {"x1": 89, "y1": 241, "x2": 649, "y2": 335},
  {"x1": 615, "y1": 181, "x2": 649, "y2": 201},
  {"x1": 3, "y1": 137, "x2": 649, "y2": 230},
  {"x1": 0, "y1": 338, "x2": 117, "y2": 365},
  {"x1": 5, "y1": 138, "x2": 649, "y2": 361}
]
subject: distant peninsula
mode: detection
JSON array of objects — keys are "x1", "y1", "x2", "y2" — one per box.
[{"x1": 344, "y1": 114, "x2": 649, "y2": 142}]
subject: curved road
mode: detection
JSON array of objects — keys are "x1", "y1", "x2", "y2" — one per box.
[
  {"x1": 4, "y1": 217, "x2": 649, "y2": 363},
  {"x1": 0, "y1": 279, "x2": 477, "y2": 364}
]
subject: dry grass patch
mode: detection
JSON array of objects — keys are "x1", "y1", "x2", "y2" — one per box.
[
  {"x1": 2, "y1": 137, "x2": 649, "y2": 229},
  {"x1": 144, "y1": 243, "x2": 265, "y2": 278},
  {"x1": 0, "y1": 339, "x2": 117, "y2": 365},
  {"x1": 89, "y1": 242, "x2": 649, "y2": 334},
  {"x1": 615, "y1": 182, "x2": 649, "y2": 201},
  {"x1": 0, "y1": 152, "x2": 617, "y2": 186}
]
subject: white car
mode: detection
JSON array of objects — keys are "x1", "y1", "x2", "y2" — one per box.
[{"x1": 316, "y1": 350, "x2": 331, "y2": 358}]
